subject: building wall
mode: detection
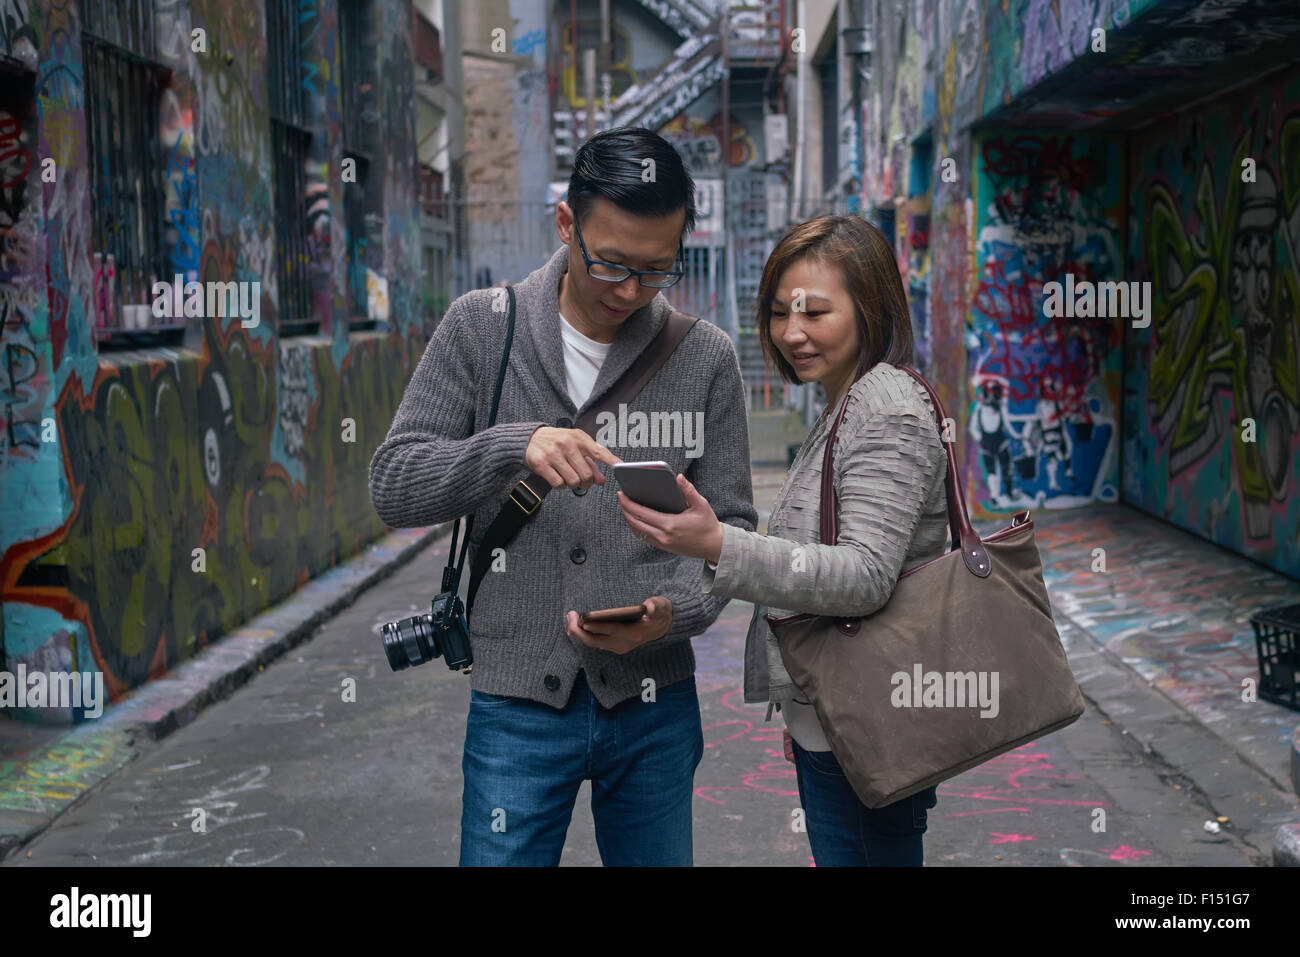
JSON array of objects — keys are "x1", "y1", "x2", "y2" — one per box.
[
  {"x1": 1123, "y1": 67, "x2": 1300, "y2": 577},
  {"x1": 860, "y1": 0, "x2": 1300, "y2": 577},
  {"x1": 968, "y1": 131, "x2": 1124, "y2": 514},
  {"x1": 0, "y1": 0, "x2": 424, "y2": 720}
]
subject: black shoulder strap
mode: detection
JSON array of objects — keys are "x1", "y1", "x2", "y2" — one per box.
[
  {"x1": 440, "y1": 284, "x2": 516, "y2": 600},
  {"x1": 465, "y1": 308, "x2": 699, "y2": 618}
]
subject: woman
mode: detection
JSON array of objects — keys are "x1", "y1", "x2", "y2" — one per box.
[{"x1": 618, "y1": 215, "x2": 951, "y2": 866}]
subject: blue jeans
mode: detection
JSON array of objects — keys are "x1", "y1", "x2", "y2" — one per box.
[
  {"x1": 459, "y1": 670, "x2": 704, "y2": 866},
  {"x1": 791, "y1": 738, "x2": 938, "y2": 866}
]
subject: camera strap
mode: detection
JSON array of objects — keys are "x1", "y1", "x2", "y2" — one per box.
[
  {"x1": 464, "y1": 306, "x2": 699, "y2": 619},
  {"x1": 441, "y1": 283, "x2": 517, "y2": 604}
]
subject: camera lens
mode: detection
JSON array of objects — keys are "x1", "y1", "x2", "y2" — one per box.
[{"x1": 381, "y1": 614, "x2": 437, "y2": 671}]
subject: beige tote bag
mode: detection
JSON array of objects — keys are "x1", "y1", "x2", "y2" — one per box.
[{"x1": 767, "y1": 366, "x2": 1085, "y2": 808}]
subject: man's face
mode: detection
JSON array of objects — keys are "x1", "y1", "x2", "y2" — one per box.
[{"x1": 556, "y1": 197, "x2": 684, "y2": 336}]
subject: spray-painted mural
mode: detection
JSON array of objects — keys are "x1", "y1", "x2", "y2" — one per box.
[
  {"x1": 38, "y1": 325, "x2": 418, "y2": 696},
  {"x1": 1124, "y1": 68, "x2": 1300, "y2": 578},
  {"x1": 1, "y1": 0, "x2": 424, "y2": 720},
  {"x1": 968, "y1": 132, "x2": 1122, "y2": 517},
  {"x1": 861, "y1": 0, "x2": 1300, "y2": 564}
]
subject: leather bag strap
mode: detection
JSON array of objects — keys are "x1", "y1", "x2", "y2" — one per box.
[{"x1": 819, "y1": 366, "x2": 990, "y2": 580}]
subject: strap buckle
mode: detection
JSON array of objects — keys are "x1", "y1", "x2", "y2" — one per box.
[{"x1": 509, "y1": 479, "x2": 542, "y2": 515}]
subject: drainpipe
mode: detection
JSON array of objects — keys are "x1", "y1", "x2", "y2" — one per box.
[
  {"x1": 843, "y1": 0, "x2": 872, "y2": 210},
  {"x1": 837, "y1": 0, "x2": 847, "y2": 208},
  {"x1": 721, "y1": 7, "x2": 738, "y2": 342},
  {"x1": 792, "y1": 0, "x2": 807, "y2": 223}
]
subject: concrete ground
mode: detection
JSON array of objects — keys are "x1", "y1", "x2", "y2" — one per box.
[{"x1": 3, "y1": 466, "x2": 1298, "y2": 866}]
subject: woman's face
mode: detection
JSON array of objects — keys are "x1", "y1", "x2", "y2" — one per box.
[{"x1": 769, "y1": 257, "x2": 861, "y2": 394}]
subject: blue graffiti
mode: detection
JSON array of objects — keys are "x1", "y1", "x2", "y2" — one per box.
[
  {"x1": 513, "y1": 29, "x2": 545, "y2": 56},
  {"x1": 165, "y1": 132, "x2": 200, "y2": 274},
  {"x1": 348, "y1": 234, "x2": 368, "y2": 311},
  {"x1": 299, "y1": 0, "x2": 320, "y2": 94}
]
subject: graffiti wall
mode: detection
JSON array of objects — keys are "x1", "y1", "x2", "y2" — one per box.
[
  {"x1": 43, "y1": 325, "x2": 418, "y2": 696},
  {"x1": 859, "y1": 0, "x2": 1300, "y2": 566},
  {"x1": 1, "y1": 0, "x2": 424, "y2": 719},
  {"x1": 968, "y1": 131, "x2": 1123, "y2": 518},
  {"x1": 1124, "y1": 68, "x2": 1300, "y2": 578}
]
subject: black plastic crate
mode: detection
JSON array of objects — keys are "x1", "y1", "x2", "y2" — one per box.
[{"x1": 1251, "y1": 603, "x2": 1300, "y2": 712}]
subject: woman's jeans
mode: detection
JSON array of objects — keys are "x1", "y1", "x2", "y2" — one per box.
[
  {"x1": 459, "y1": 670, "x2": 704, "y2": 866},
  {"x1": 791, "y1": 738, "x2": 938, "y2": 866}
]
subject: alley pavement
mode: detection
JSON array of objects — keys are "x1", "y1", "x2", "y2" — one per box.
[{"x1": 2, "y1": 466, "x2": 1298, "y2": 866}]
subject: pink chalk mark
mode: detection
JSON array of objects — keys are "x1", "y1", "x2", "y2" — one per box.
[
  {"x1": 703, "y1": 719, "x2": 754, "y2": 748},
  {"x1": 990, "y1": 832, "x2": 1036, "y2": 844},
  {"x1": 1105, "y1": 845, "x2": 1152, "y2": 862}
]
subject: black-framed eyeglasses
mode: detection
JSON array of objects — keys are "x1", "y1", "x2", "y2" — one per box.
[{"x1": 572, "y1": 214, "x2": 685, "y2": 288}]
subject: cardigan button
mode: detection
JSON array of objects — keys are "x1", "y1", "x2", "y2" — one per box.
[
  {"x1": 544, "y1": 674, "x2": 561, "y2": 691},
  {"x1": 555, "y1": 416, "x2": 573, "y2": 429},
  {"x1": 569, "y1": 546, "x2": 586, "y2": 564}
]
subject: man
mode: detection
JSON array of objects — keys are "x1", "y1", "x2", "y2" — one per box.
[{"x1": 369, "y1": 127, "x2": 756, "y2": 866}]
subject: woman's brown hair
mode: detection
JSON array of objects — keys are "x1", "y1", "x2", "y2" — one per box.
[{"x1": 757, "y1": 215, "x2": 915, "y2": 384}]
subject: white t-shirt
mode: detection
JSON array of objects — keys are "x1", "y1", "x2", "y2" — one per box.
[{"x1": 558, "y1": 310, "x2": 613, "y2": 408}]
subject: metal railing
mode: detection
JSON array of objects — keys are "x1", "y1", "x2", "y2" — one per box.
[
  {"x1": 82, "y1": 0, "x2": 171, "y2": 344},
  {"x1": 267, "y1": 0, "x2": 314, "y2": 333}
]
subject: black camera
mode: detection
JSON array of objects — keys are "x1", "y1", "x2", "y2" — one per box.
[{"x1": 381, "y1": 587, "x2": 473, "y2": 672}]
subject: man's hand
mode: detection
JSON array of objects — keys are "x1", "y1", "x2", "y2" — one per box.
[
  {"x1": 526, "y1": 426, "x2": 622, "y2": 490},
  {"x1": 567, "y1": 596, "x2": 673, "y2": 655}
]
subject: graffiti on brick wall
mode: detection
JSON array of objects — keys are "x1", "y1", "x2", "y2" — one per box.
[
  {"x1": 1, "y1": 94, "x2": 43, "y2": 458},
  {"x1": 1, "y1": 0, "x2": 427, "y2": 714},
  {"x1": 968, "y1": 132, "x2": 1122, "y2": 517},
  {"x1": 661, "y1": 113, "x2": 756, "y2": 175},
  {"x1": 0, "y1": 0, "x2": 37, "y2": 68},
  {"x1": 5, "y1": 326, "x2": 414, "y2": 697},
  {"x1": 929, "y1": 186, "x2": 971, "y2": 432},
  {"x1": 1125, "y1": 75, "x2": 1300, "y2": 575}
]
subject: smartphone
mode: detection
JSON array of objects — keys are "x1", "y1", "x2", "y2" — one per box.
[
  {"x1": 581, "y1": 604, "x2": 647, "y2": 625},
  {"x1": 613, "y1": 461, "x2": 688, "y2": 513}
]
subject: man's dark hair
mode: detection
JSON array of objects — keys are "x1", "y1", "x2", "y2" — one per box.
[{"x1": 567, "y1": 127, "x2": 697, "y2": 240}]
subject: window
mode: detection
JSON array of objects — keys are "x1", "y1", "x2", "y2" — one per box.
[
  {"x1": 81, "y1": 0, "x2": 171, "y2": 344},
  {"x1": 339, "y1": 0, "x2": 376, "y2": 328},
  {"x1": 266, "y1": 0, "x2": 314, "y2": 334},
  {"x1": 819, "y1": 56, "x2": 838, "y2": 199}
]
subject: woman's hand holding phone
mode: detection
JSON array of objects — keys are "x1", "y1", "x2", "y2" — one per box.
[{"x1": 618, "y1": 472, "x2": 725, "y2": 564}]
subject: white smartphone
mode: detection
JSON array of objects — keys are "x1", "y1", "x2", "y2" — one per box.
[{"x1": 613, "y1": 461, "x2": 688, "y2": 513}]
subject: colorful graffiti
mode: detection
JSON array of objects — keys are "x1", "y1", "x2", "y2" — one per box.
[
  {"x1": 928, "y1": 184, "x2": 971, "y2": 437},
  {"x1": 16, "y1": 322, "x2": 414, "y2": 697},
  {"x1": 968, "y1": 132, "x2": 1122, "y2": 517},
  {"x1": 660, "y1": 112, "x2": 757, "y2": 174},
  {"x1": 858, "y1": 0, "x2": 1300, "y2": 568},
  {"x1": 1, "y1": 85, "x2": 43, "y2": 459},
  {"x1": 1124, "y1": 70, "x2": 1300, "y2": 577},
  {"x1": 1, "y1": 0, "x2": 426, "y2": 719}
]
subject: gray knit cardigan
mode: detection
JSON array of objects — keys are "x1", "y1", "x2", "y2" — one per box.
[{"x1": 369, "y1": 243, "x2": 758, "y2": 709}]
